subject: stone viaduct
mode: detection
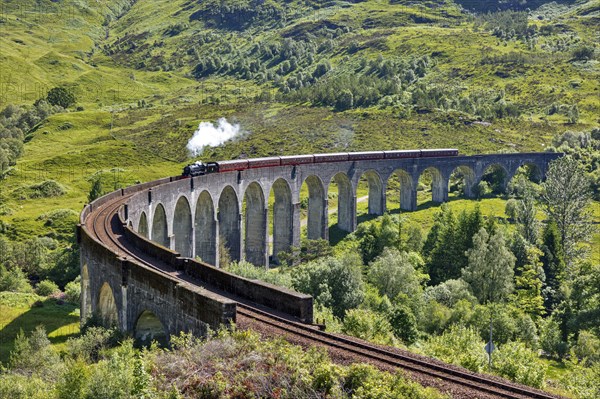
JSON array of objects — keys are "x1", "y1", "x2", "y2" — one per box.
[
  {"x1": 126, "y1": 152, "x2": 560, "y2": 268},
  {"x1": 79, "y1": 151, "x2": 561, "y2": 342}
]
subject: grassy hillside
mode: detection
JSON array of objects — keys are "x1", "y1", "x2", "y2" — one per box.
[{"x1": 0, "y1": 0, "x2": 597, "y2": 241}]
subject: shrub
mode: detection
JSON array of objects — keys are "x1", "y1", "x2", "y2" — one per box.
[
  {"x1": 47, "y1": 87, "x2": 76, "y2": 108},
  {"x1": 572, "y1": 45, "x2": 595, "y2": 61},
  {"x1": 36, "y1": 279, "x2": 60, "y2": 296},
  {"x1": 475, "y1": 180, "x2": 491, "y2": 197},
  {"x1": 539, "y1": 316, "x2": 568, "y2": 359},
  {"x1": 15, "y1": 180, "x2": 67, "y2": 199},
  {"x1": 65, "y1": 277, "x2": 81, "y2": 304},
  {"x1": 292, "y1": 252, "x2": 364, "y2": 318},
  {"x1": 424, "y1": 325, "x2": 487, "y2": 372},
  {"x1": 342, "y1": 308, "x2": 395, "y2": 345},
  {"x1": 0, "y1": 265, "x2": 33, "y2": 293},
  {"x1": 573, "y1": 330, "x2": 600, "y2": 365},
  {"x1": 494, "y1": 341, "x2": 546, "y2": 388}
]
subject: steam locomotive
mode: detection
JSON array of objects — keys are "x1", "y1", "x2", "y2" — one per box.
[{"x1": 182, "y1": 149, "x2": 459, "y2": 177}]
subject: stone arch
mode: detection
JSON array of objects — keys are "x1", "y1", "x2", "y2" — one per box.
[
  {"x1": 448, "y1": 165, "x2": 476, "y2": 198},
  {"x1": 244, "y1": 182, "x2": 267, "y2": 266},
  {"x1": 271, "y1": 178, "x2": 293, "y2": 262},
  {"x1": 81, "y1": 264, "x2": 92, "y2": 320},
  {"x1": 195, "y1": 191, "x2": 216, "y2": 265},
  {"x1": 330, "y1": 172, "x2": 355, "y2": 232},
  {"x1": 481, "y1": 163, "x2": 509, "y2": 194},
  {"x1": 134, "y1": 310, "x2": 168, "y2": 347},
  {"x1": 218, "y1": 186, "x2": 241, "y2": 262},
  {"x1": 388, "y1": 169, "x2": 416, "y2": 211},
  {"x1": 97, "y1": 282, "x2": 118, "y2": 327},
  {"x1": 418, "y1": 167, "x2": 446, "y2": 204},
  {"x1": 137, "y1": 212, "x2": 148, "y2": 238},
  {"x1": 151, "y1": 203, "x2": 169, "y2": 248},
  {"x1": 359, "y1": 170, "x2": 385, "y2": 216},
  {"x1": 302, "y1": 175, "x2": 327, "y2": 240},
  {"x1": 173, "y1": 196, "x2": 193, "y2": 257}
]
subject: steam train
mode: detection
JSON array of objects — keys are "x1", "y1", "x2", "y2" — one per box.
[{"x1": 182, "y1": 149, "x2": 459, "y2": 177}]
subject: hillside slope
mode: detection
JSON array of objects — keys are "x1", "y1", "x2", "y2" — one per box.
[{"x1": 0, "y1": 0, "x2": 597, "y2": 240}]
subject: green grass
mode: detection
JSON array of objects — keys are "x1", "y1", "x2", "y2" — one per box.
[{"x1": 0, "y1": 292, "x2": 80, "y2": 364}]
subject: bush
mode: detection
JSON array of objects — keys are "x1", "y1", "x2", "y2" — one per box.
[
  {"x1": 15, "y1": 180, "x2": 67, "y2": 199},
  {"x1": 292, "y1": 252, "x2": 364, "y2": 318},
  {"x1": 539, "y1": 316, "x2": 568, "y2": 359},
  {"x1": 65, "y1": 277, "x2": 81, "y2": 304},
  {"x1": 475, "y1": 180, "x2": 491, "y2": 197},
  {"x1": 573, "y1": 330, "x2": 600, "y2": 365},
  {"x1": 572, "y1": 45, "x2": 595, "y2": 62},
  {"x1": 47, "y1": 87, "x2": 76, "y2": 108},
  {"x1": 0, "y1": 265, "x2": 33, "y2": 293},
  {"x1": 36, "y1": 279, "x2": 60, "y2": 296},
  {"x1": 424, "y1": 279, "x2": 476, "y2": 308},
  {"x1": 505, "y1": 198, "x2": 518, "y2": 220},
  {"x1": 424, "y1": 325, "x2": 487, "y2": 372},
  {"x1": 494, "y1": 341, "x2": 546, "y2": 388},
  {"x1": 342, "y1": 308, "x2": 395, "y2": 345}
]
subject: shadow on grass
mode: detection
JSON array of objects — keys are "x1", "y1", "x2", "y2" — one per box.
[{"x1": 0, "y1": 298, "x2": 80, "y2": 363}]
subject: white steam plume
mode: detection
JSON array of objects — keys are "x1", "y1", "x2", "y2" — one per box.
[{"x1": 186, "y1": 118, "x2": 241, "y2": 156}]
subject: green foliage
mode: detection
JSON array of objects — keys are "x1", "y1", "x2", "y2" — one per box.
[
  {"x1": 277, "y1": 238, "x2": 332, "y2": 265},
  {"x1": 424, "y1": 205, "x2": 484, "y2": 285},
  {"x1": 342, "y1": 308, "x2": 395, "y2": 345},
  {"x1": 559, "y1": 361, "x2": 600, "y2": 399},
  {"x1": 14, "y1": 180, "x2": 67, "y2": 199},
  {"x1": 9, "y1": 325, "x2": 62, "y2": 379},
  {"x1": 539, "y1": 315, "x2": 568, "y2": 359},
  {"x1": 542, "y1": 156, "x2": 594, "y2": 264},
  {"x1": 573, "y1": 330, "x2": 600, "y2": 365},
  {"x1": 354, "y1": 214, "x2": 398, "y2": 264},
  {"x1": 463, "y1": 228, "x2": 515, "y2": 304},
  {"x1": 389, "y1": 303, "x2": 419, "y2": 345},
  {"x1": 367, "y1": 248, "x2": 427, "y2": 301},
  {"x1": 540, "y1": 221, "x2": 566, "y2": 313},
  {"x1": 424, "y1": 279, "x2": 477, "y2": 308},
  {"x1": 572, "y1": 45, "x2": 595, "y2": 61},
  {"x1": 87, "y1": 178, "x2": 104, "y2": 203},
  {"x1": 493, "y1": 341, "x2": 546, "y2": 388},
  {"x1": 64, "y1": 277, "x2": 82, "y2": 304},
  {"x1": 35, "y1": 279, "x2": 60, "y2": 296},
  {"x1": 424, "y1": 325, "x2": 487, "y2": 372},
  {"x1": 0, "y1": 264, "x2": 33, "y2": 293},
  {"x1": 226, "y1": 260, "x2": 292, "y2": 288},
  {"x1": 512, "y1": 251, "x2": 545, "y2": 319},
  {"x1": 292, "y1": 252, "x2": 364, "y2": 318},
  {"x1": 46, "y1": 87, "x2": 76, "y2": 109}
]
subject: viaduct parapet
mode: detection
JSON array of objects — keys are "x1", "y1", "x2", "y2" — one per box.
[{"x1": 80, "y1": 151, "x2": 560, "y2": 342}]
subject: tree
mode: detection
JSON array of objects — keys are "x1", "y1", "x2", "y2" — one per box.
[
  {"x1": 512, "y1": 245, "x2": 545, "y2": 318},
  {"x1": 46, "y1": 87, "x2": 76, "y2": 108},
  {"x1": 367, "y1": 248, "x2": 427, "y2": 301},
  {"x1": 425, "y1": 205, "x2": 484, "y2": 285},
  {"x1": 88, "y1": 177, "x2": 103, "y2": 203},
  {"x1": 292, "y1": 253, "x2": 364, "y2": 318},
  {"x1": 540, "y1": 221, "x2": 565, "y2": 313},
  {"x1": 336, "y1": 89, "x2": 353, "y2": 111},
  {"x1": 515, "y1": 192, "x2": 539, "y2": 244},
  {"x1": 542, "y1": 156, "x2": 594, "y2": 266},
  {"x1": 463, "y1": 228, "x2": 515, "y2": 304},
  {"x1": 355, "y1": 214, "x2": 398, "y2": 263}
]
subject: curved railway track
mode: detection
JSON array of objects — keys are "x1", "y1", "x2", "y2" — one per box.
[{"x1": 85, "y1": 196, "x2": 562, "y2": 399}]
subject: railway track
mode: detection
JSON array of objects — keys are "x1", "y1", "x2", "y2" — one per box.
[{"x1": 85, "y1": 197, "x2": 562, "y2": 399}]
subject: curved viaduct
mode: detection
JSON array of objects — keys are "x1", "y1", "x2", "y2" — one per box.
[{"x1": 79, "y1": 151, "x2": 560, "y2": 343}]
